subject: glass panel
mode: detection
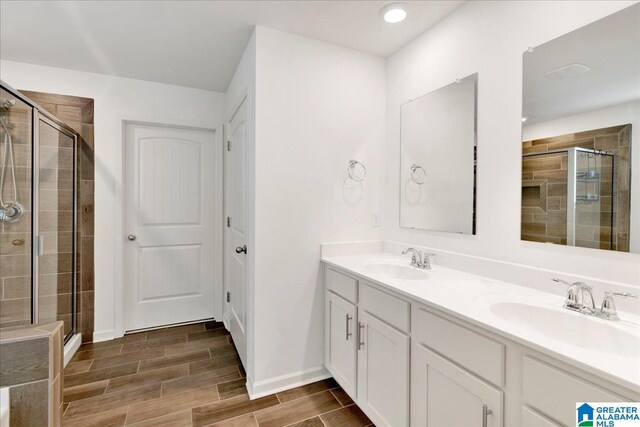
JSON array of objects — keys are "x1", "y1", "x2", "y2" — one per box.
[
  {"x1": 38, "y1": 119, "x2": 75, "y2": 337},
  {"x1": 574, "y1": 152, "x2": 615, "y2": 250},
  {"x1": 0, "y1": 89, "x2": 33, "y2": 328}
]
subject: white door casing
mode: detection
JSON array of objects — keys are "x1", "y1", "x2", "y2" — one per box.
[
  {"x1": 124, "y1": 123, "x2": 222, "y2": 331},
  {"x1": 224, "y1": 97, "x2": 248, "y2": 367}
]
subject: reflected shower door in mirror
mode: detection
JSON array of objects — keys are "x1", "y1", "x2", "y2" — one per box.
[
  {"x1": 521, "y1": 3, "x2": 639, "y2": 253},
  {"x1": 400, "y1": 73, "x2": 477, "y2": 234}
]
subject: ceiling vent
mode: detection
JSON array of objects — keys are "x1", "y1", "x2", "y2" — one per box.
[{"x1": 544, "y1": 63, "x2": 591, "y2": 79}]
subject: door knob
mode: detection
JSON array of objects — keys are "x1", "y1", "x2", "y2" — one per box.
[
  {"x1": 235, "y1": 245, "x2": 247, "y2": 254},
  {"x1": 127, "y1": 235, "x2": 137, "y2": 241}
]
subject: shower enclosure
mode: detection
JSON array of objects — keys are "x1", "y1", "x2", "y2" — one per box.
[
  {"x1": 522, "y1": 147, "x2": 615, "y2": 249},
  {"x1": 0, "y1": 81, "x2": 78, "y2": 343}
]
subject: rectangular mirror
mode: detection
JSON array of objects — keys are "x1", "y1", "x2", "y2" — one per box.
[
  {"x1": 400, "y1": 73, "x2": 477, "y2": 234},
  {"x1": 521, "y1": 4, "x2": 639, "y2": 253}
]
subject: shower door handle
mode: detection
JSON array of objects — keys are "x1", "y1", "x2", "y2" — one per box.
[{"x1": 127, "y1": 235, "x2": 137, "y2": 241}]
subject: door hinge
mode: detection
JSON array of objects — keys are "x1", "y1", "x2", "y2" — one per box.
[
  {"x1": 227, "y1": 140, "x2": 231, "y2": 151},
  {"x1": 227, "y1": 217, "x2": 231, "y2": 227},
  {"x1": 226, "y1": 291, "x2": 231, "y2": 303}
]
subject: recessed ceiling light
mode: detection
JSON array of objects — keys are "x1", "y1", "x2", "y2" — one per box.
[
  {"x1": 522, "y1": 117, "x2": 528, "y2": 123},
  {"x1": 380, "y1": 2, "x2": 408, "y2": 23}
]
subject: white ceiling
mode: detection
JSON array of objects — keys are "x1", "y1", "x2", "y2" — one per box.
[
  {"x1": 0, "y1": 1, "x2": 465, "y2": 92},
  {"x1": 523, "y1": 3, "x2": 640, "y2": 124}
]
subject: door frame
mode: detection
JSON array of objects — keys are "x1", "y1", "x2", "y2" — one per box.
[{"x1": 114, "y1": 116, "x2": 223, "y2": 337}]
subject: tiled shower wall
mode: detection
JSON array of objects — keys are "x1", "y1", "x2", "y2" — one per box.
[
  {"x1": 25, "y1": 90, "x2": 94, "y2": 341},
  {"x1": 522, "y1": 124, "x2": 631, "y2": 251}
]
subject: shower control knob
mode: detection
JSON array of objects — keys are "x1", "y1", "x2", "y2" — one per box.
[{"x1": 127, "y1": 235, "x2": 137, "y2": 241}]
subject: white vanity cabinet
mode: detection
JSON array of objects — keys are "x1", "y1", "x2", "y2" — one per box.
[
  {"x1": 323, "y1": 262, "x2": 640, "y2": 427},
  {"x1": 324, "y1": 268, "x2": 411, "y2": 427},
  {"x1": 325, "y1": 290, "x2": 357, "y2": 396},
  {"x1": 412, "y1": 344, "x2": 503, "y2": 427}
]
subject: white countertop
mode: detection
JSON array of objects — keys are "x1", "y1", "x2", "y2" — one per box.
[{"x1": 322, "y1": 252, "x2": 640, "y2": 392}]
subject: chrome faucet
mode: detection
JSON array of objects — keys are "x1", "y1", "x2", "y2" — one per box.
[
  {"x1": 401, "y1": 248, "x2": 436, "y2": 270},
  {"x1": 553, "y1": 278, "x2": 596, "y2": 314},
  {"x1": 402, "y1": 248, "x2": 423, "y2": 267},
  {"x1": 598, "y1": 291, "x2": 638, "y2": 321},
  {"x1": 553, "y1": 278, "x2": 637, "y2": 320}
]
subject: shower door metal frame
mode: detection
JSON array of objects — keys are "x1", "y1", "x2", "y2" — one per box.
[
  {"x1": 1, "y1": 81, "x2": 79, "y2": 342},
  {"x1": 33, "y1": 112, "x2": 79, "y2": 342}
]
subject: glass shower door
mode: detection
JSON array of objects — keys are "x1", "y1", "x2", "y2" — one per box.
[
  {"x1": 36, "y1": 114, "x2": 77, "y2": 338},
  {"x1": 0, "y1": 88, "x2": 34, "y2": 328}
]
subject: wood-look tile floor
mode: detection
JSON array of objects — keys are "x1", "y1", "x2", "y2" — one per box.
[{"x1": 63, "y1": 321, "x2": 372, "y2": 427}]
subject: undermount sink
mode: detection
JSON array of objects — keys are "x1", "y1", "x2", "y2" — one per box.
[
  {"x1": 490, "y1": 302, "x2": 639, "y2": 358},
  {"x1": 363, "y1": 261, "x2": 428, "y2": 280}
]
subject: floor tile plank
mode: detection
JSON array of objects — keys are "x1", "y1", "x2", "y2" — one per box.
[
  {"x1": 126, "y1": 386, "x2": 219, "y2": 425},
  {"x1": 217, "y1": 378, "x2": 247, "y2": 400},
  {"x1": 106, "y1": 364, "x2": 189, "y2": 394},
  {"x1": 189, "y1": 353, "x2": 241, "y2": 375},
  {"x1": 161, "y1": 365, "x2": 241, "y2": 397},
  {"x1": 146, "y1": 323, "x2": 206, "y2": 340},
  {"x1": 253, "y1": 391, "x2": 341, "y2": 427},
  {"x1": 319, "y1": 404, "x2": 371, "y2": 427},
  {"x1": 122, "y1": 335, "x2": 188, "y2": 353},
  {"x1": 78, "y1": 333, "x2": 147, "y2": 352},
  {"x1": 276, "y1": 378, "x2": 339, "y2": 403},
  {"x1": 286, "y1": 417, "x2": 325, "y2": 427},
  {"x1": 64, "y1": 359, "x2": 93, "y2": 375},
  {"x1": 63, "y1": 379, "x2": 109, "y2": 403},
  {"x1": 204, "y1": 321, "x2": 225, "y2": 331},
  {"x1": 65, "y1": 362, "x2": 140, "y2": 388},
  {"x1": 165, "y1": 336, "x2": 231, "y2": 356},
  {"x1": 192, "y1": 395, "x2": 279, "y2": 427},
  {"x1": 64, "y1": 383, "x2": 161, "y2": 420},
  {"x1": 90, "y1": 347, "x2": 166, "y2": 371},
  {"x1": 329, "y1": 387, "x2": 354, "y2": 407},
  {"x1": 207, "y1": 412, "x2": 259, "y2": 427},
  {"x1": 61, "y1": 406, "x2": 128, "y2": 427},
  {"x1": 127, "y1": 409, "x2": 193, "y2": 427},
  {"x1": 187, "y1": 328, "x2": 230, "y2": 342},
  {"x1": 139, "y1": 349, "x2": 210, "y2": 373},
  {"x1": 71, "y1": 345, "x2": 123, "y2": 362}
]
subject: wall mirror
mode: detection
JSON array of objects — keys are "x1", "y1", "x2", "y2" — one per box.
[
  {"x1": 521, "y1": 4, "x2": 639, "y2": 253},
  {"x1": 400, "y1": 73, "x2": 477, "y2": 234}
]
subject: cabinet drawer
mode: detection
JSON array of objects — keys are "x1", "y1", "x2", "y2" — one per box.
[
  {"x1": 523, "y1": 356, "x2": 626, "y2": 426},
  {"x1": 413, "y1": 307, "x2": 505, "y2": 386},
  {"x1": 326, "y1": 268, "x2": 357, "y2": 303},
  {"x1": 522, "y1": 406, "x2": 561, "y2": 427},
  {"x1": 359, "y1": 283, "x2": 410, "y2": 333}
]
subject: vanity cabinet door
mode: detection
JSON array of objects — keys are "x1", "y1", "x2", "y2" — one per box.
[
  {"x1": 411, "y1": 343, "x2": 504, "y2": 427},
  {"x1": 325, "y1": 291, "x2": 357, "y2": 397},
  {"x1": 357, "y1": 310, "x2": 410, "y2": 427}
]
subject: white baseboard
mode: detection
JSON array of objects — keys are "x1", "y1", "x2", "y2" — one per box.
[
  {"x1": 63, "y1": 333, "x2": 82, "y2": 367},
  {"x1": 246, "y1": 365, "x2": 331, "y2": 400},
  {"x1": 92, "y1": 329, "x2": 118, "y2": 343}
]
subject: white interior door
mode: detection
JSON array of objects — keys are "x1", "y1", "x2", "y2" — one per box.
[
  {"x1": 124, "y1": 123, "x2": 222, "y2": 331},
  {"x1": 225, "y1": 97, "x2": 248, "y2": 366}
]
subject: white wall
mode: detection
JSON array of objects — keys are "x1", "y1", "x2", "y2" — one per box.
[
  {"x1": 523, "y1": 100, "x2": 640, "y2": 252},
  {"x1": 0, "y1": 60, "x2": 226, "y2": 340},
  {"x1": 251, "y1": 26, "x2": 385, "y2": 391},
  {"x1": 385, "y1": 1, "x2": 640, "y2": 288}
]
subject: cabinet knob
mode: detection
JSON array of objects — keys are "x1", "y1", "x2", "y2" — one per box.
[
  {"x1": 235, "y1": 245, "x2": 247, "y2": 254},
  {"x1": 128, "y1": 235, "x2": 137, "y2": 241}
]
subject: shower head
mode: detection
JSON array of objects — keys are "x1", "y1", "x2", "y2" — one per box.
[{"x1": 0, "y1": 99, "x2": 16, "y2": 110}]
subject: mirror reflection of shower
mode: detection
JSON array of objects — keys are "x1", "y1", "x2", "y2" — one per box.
[{"x1": 0, "y1": 97, "x2": 25, "y2": 223}]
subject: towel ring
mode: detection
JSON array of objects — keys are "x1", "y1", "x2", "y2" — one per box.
[
  {"x1": 410, "y1": 164, "x2": 426, "y2": 185},
  {"x1": 347, "y1": 160, "x2": 367, "y2": 182}
]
